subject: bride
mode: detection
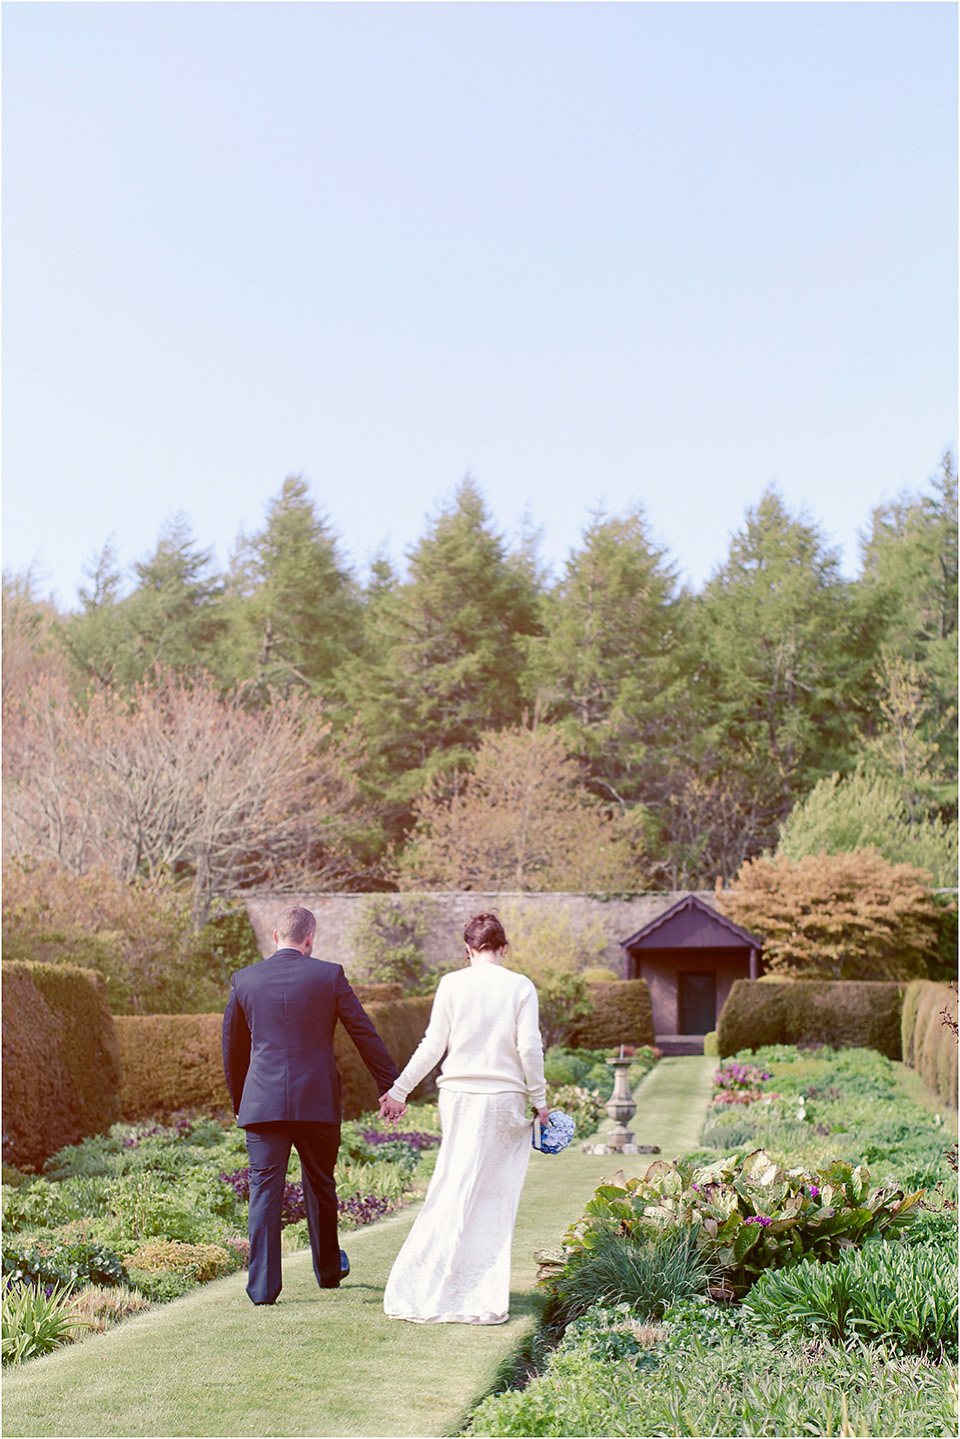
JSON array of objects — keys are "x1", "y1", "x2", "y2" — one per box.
[{"x1": 378, "y1": 912, "x2": 550, "y2": 1325}]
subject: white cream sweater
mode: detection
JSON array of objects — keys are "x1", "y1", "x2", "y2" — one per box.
[{"x1": 387, "y1": 964, "x2": 547, "y2": 1109}]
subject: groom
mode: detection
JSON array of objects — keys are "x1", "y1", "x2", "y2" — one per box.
[{"x1": 222, "y1": 905, "x2": 404, "y2": 1305}]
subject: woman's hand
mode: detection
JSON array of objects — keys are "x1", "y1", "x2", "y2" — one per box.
[
  {"x1": 536, "y1": 1106, "x2": 550, "y2": 1127},
  {"x1": 379, "y1": 1092, "x2": 407, "y2": 1124}
]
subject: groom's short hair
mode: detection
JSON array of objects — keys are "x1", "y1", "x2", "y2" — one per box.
[{"x1": 275, "y1": 906, "x2": 316, "y2": 947}]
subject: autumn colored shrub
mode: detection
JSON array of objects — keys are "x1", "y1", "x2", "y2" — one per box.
[
  {"x1": 715, "y1": 849, "x2": 941, "y2": 981},
  {"x1": 2, "y1": 961, "x2": 121, "y2": 1170},
  {"x1": 0, "y1": 859, "x2": 236, "y2": 1015},
  {"x1": 125, "y1": 1240, "x2": 233, "y2": 1300},
  {"x1": 716, "y1": 980, "x2": 904, "y2": 1059}
]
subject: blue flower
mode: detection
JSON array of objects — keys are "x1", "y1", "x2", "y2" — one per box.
[{"x1": 535, "y1": 1110, "x2": 576, "y2": 1154}]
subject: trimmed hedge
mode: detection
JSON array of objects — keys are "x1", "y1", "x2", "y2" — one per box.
[
  {"x1": 336, "y1": 996, "x2": 434, "y2": 1117},
  {"x1": 115, "y1": 996, "x2": 434, "y2": 1122},
  {"x1": 717, "y1": 980, "x2": 905, "y2": 1060},
  {"x1": 901, "y1": 979, "x2": 958, "y2": 1110},
  {"x1": 351, "y1": 983, "x2": 403, "y2": 1003},
  {"x1": 1, "y1": 960, "x2": 121, "y2": 1170},
  {"x1": 568, "y1": 979, "x2": 655, "y2": 1050},
  {"x1": 115, "y1": 1014, "x2": 231, "y2": 1119}
]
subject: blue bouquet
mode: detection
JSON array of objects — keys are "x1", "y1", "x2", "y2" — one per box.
[{"x1": 532, "y1": 1109, "x2": 576, "y2": 1154}]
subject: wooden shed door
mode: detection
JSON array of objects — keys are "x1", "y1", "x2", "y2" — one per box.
[{"x1": 678, "y1": 972, "x2": 716, "y2": 1034}]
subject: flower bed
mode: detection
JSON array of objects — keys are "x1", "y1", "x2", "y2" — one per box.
[
  {"x1": 468, "y1": 1044, "x2": 958, "y2": 1438},
  {"x1": 541, "y1": 1148, "x2": 920, "y2": 1298},
  {"x1": 1, "y1": 1104, "x2": 441, "y2": 1364}
]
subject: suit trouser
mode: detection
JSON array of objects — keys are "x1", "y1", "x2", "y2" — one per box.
[{"x1": 244, "y1": 1120, "x2": 342, "y2": 1303}]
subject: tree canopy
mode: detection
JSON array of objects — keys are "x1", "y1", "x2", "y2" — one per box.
[{"x1": 4, "y1": 456, "x2": 957, "y2": 911}]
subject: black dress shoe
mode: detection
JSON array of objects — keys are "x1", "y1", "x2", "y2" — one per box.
[{"x1": 321, "y1": 1250, "x2": 350, "y2": 1288}]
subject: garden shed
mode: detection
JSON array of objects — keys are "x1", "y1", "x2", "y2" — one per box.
[{"x1": 620, "y1": 894, "x2": 763, "y2": 1048}]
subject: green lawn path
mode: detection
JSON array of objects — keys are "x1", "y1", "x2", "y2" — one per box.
[{"x1": 2, "y1": 1057, "x2": 716, "y2": 1439}]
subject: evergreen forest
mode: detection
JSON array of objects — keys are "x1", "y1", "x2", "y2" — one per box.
[{"x1": 4, "y1": 455, "x2": 957, "y2": 923}]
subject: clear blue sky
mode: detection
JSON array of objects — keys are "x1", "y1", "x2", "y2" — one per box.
[{"x1": 3, "y1": 1, "x2": 957, "y2": 608}]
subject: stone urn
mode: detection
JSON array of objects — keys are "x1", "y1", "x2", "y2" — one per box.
[{"x1": 604, "y1": 1049, "x2": 637, "y2": 1152}]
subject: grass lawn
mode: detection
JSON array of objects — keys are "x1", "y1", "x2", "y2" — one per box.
[{"x1": 2, "y1": 1058, "x2": 715, "y2": 1439}]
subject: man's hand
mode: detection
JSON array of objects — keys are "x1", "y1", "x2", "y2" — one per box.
[{"x1": 379, "y1": 1092, "x2": 407, "y2": 1124}]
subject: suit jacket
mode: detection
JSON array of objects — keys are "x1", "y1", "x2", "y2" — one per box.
[{"x1": 222, "y1": 949, "x2": 400, "y2": 1126}]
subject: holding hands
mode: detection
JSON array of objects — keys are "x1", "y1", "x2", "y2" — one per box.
[{"x1": 379, "y1": 1092, "x2": 407, "y2": 1124}]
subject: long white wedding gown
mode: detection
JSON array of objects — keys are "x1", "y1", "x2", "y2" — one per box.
[{"x1": 383, "y1": 1088, "x2": 533, "y2": 1325}]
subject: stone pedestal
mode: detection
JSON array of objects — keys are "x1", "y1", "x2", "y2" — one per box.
[{"x1": 604, "y1": 1054, "x2": 637, "y2": 1152}]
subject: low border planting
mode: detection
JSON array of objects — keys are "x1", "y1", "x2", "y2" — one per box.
[
  {"x1": 1, "y1": 1104, "x2": 442, "y2": 1364},
  {"x1": 466, "y1": 1044, "x2": 958, "y2": 1438}
]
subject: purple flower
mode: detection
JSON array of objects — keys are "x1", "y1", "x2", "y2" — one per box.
[
  {"x1": 808, "y1": 1185, "x2": 821, "y2": 1198},
  {"x1": 338, "y1": 1193, "x2": 392, "y2": 1224},
  {"x1": 360, "y1": 1129, "x2": 440, "y2": 1152},
  {"x1": 219, "y1": 1167, "x2": 305, "y2": 1224},
  {"x1": 743, "y1": 1215, "x2": 772, "y2": 1227}
]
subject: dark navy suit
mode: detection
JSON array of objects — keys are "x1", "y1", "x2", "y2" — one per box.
[{"x1": 222, "y1": 948, "x2": 399, "y2": 1303}]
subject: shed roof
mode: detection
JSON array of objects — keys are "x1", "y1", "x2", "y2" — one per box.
[{"x1": 620, "y1": 893, "x2": 763, "y2": 952}]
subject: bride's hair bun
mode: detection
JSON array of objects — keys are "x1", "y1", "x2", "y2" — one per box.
[{"x1": 463, "y1": 912, "x2": 508, "y2": 952}]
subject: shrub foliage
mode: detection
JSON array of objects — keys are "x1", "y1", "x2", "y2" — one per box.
[
  {"x1": 113, "y1": 997, "x2": 433, "y2": 1123},
  {"x1": 2, "y1": 961, "x2": 121, "y2": 1170},
  {"x1": 1, "y1": 1280, "x2": 88, "y2": 1365},
  {"x1": 715, "y1": 849, "x2": 941, "y2": 980},
  {"x1": 901, "y1": 979, "x2": 959, "y2": 1109},
  {"x1": 569, "y1": 979, "x2": 654, "y2": 1050},
  {"x1": 1, "y1": 861, "x2": 261, "y2": 1015},
  {"x1": 743, "y1": 1244, "x2": 958, "y2": 1358},
  {"x1": 347, "y1": 895, "x2": 442, "y2": 995},
  {"x1": 541, "y1": 1149, "x2": 920, "y2": 1297},
  {"x1": 716, "y1": 979, "x2": 905, "y2": 1059},
  {"x1": 115, "y1": 1015, "x2": 232, "y2": 1120}
]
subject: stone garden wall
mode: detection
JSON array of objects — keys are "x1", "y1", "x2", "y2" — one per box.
[{"x1": 243, "y1": 890, "x2": 715, "y2": 980}]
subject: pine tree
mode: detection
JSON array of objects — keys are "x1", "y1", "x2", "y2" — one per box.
[
  {"x1": 60, "y1": 539, "x2": 128, "y2": 688},
  {"x1": 219, "y1": 475, "x2": 362, "y2": 693},
  {"x1": 524, "y1": 505, "x2": 686, "y2": 811},
  {"x1": 777, "y1": 768, "x2": 958, "y2": 889},
  {"x1": 688, "y1": 488, "x2": 865, "y2": 855},
  {"x1": 339, "y1": 478, "x2": 543, "y2": 847},
  {"x1": 856, "y1": 450, "x2": 958, "y2": 817}
]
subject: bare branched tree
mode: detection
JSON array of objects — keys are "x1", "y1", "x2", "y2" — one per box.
[{"x1": 4, "y1": 670, "x2": 362, "y2": 924}]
